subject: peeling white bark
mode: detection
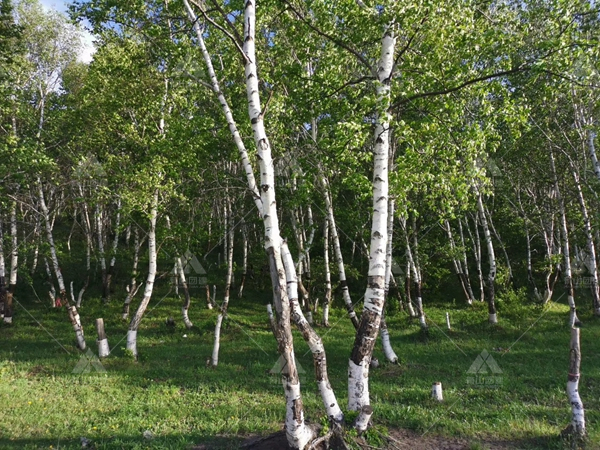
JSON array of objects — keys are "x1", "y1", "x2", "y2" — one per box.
[
  {"x1": 567, "y1": 327, "x2": 585, "y2": 436},
  {"x1": 349, "y1": 29, "x2": 395, "y2": 433},
  {"x1": 127, "y1": 190, "x2": 159, "y2": 358}
]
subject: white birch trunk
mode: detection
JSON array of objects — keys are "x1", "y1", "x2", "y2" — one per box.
[
  {"x1": 323, "y1": 218, "x2": 332, "y2": 327},
  {"x1": 0, "y1": 219, "x2": 5, "y2": 319},
  {"x1": 281, "y1": 242, "x2": 343, "y2": 423},
  {"x1": 39, "y1": 180, "x2": 85, "y2": 348},
  {"x1": 242, "y1": 2, "x2": 313, "y2": 446},
  {"x1": 123, "y1": 227, "x2": 143, "y2": 319},
  {"x1": 321, "y1": 175, "x2": 359, "y2": 329},
  {"x1": 96, "y1": 318, "x2": 110, "y2": 358},
  {"x1": 476, "y1": 191, "x2": 498, "y2": 324},
  {"x1": 212, "y1": 198, "x2": 234, "y2": 367},
  {"x1": 551, "y1": 151, "x2": 580, "y2": 327},
  {"x1": 381, "y1": 198, "x2": 398, "y2": 362},
  {"x1": 127, "y1": 190, "x2": 159, "y2": 358},
  {"x1": 566, "y1": 327, "x2": 585, "y2": 438},
  {"x1": 183, "y1": 0, "x2": 263, "y2": 217},
  {"x1": 588, "y1": 131, "x2": 600, "y2": 181},
  {"x1": 176, "y1": 256, "x2": 193, "y2": 328},
  {"x1": 238, "y1": 224, "x2": 248, "y2": 298},
  {"x1": 571, "y1": 167, "x2": 600, "y2": 315},
  {"x1": 96, "y1": 206, "x2": 108, "y2": 303},
  {"x1": 458, "y1": 218, "x2": 476, "y2": 303},
  {"x1": 4, "y1": 203, "x2": 18, "y2": 323},
  {"x1": 348, "y1": 29, "x2": 395, "y2": 434}
]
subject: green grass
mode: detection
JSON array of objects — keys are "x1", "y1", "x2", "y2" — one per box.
[{"x1": 0, "y1": 283, "x2": 599, "y2": 449}]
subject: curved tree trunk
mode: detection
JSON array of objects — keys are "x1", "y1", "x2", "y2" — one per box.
[
  {"x1": 126, "y1": 190, "x2": 159, "y2": 358},
  {"x1": 176, "y1": 256, "x2": 193, "y2": 329}
]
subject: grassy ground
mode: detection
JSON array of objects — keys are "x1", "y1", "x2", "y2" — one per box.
[{"x1": 0, "y1": 282, "x2": 599, "y2": 449}]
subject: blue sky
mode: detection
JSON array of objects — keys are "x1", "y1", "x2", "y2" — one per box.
[{"x1": 39, "y1": 0, "x2": 96, "y2": 63}]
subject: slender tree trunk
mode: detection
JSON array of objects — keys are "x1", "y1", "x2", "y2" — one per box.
[
  {"x1": 38, "y1": 181, "x2": 85, "y2": 348},
  {"x1": 403, "y1": 218, "x2": 426, "y2": 328},
  {"x1": 212, "y1": 196, "x2": 234, "y2": 366},
  {"x1": 4, "y1": 203, "x2": 18, "y2": 324},
  {"x1": 467, "y1": 213, "x2": 485, "y2": 302},
  {"x1": 588, "y1": 131, "x2": 600, "y2": 181},
  {"x1": 321, "y1": 175, "x2": 359, "y2": 329},
  {"x1": 0, "y1": 219, "x2": 5, "y2": 319},
  {"x1": 122, "y1": 227, "x2": 143, "y2": 319},
  {"x1": 183, "y1": 0, "x2": 263, "y2": 217},
  {"x1": 458, "y1": 218, "x2": 476, "y2": 303},
  {"x1": 238, "y1": 222, "x2": 248, "y2": 298},
  {"x1": 566, "y1": 327, "x2": 586, "y2": 440},
  {"x1": 476, "y1": 191, "x2": 498, "y2": 324},
  {"x1": 348, "y1": 28, "x2": 395, "y2": 434},
  {"x1": 96, "y1": 206, "x2": 109, "y2": 304},
  {"x1": 282, "y1": 242, "x2": 343, "y2": 422},
  {"x1": 105, "y1": 199, "x2": 121, "y2": 305},
  {"x1": 446, "y1": 220, "x2": 472, "y2": 305},
  {"x1": 550, "y1": 151, "x2": 580, "y2": 327},
  {"x1": 126, "y1": 190, "x2": 159, "y2": 358},
  {"x1": 381, "y1": 198, "x2": 398, "y2": 363},
  {"x1": 485, "y1": 206, "x2": 512, "y2": 287},
  {"x1": 176, "y1": 256, "x2": 193, "y2": 328},
  {"x1": 322, "y1": 218, "x2": 332, "y2": 327},
  {"x1": 571, "y1": 167, "x2": 600, "y2": 315}
]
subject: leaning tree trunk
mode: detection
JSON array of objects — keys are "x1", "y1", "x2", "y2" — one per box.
[
  {"x1": 381, "y1": 198, "x2": 398, "y2": 363},
  {"x1": 348, "y1": 27, "x2": 395, "y2": 434},
  {"x1": 403, "y1": 218, "x2": 426, "y2": 329},
  {"x1": 38, "y1": 180, "x2": 85, "y2": 349},
  {"x1": 321, "y1": 174, "x2": 359, "y2": 329},
  {"x1": 476, "y1": 190, "x2": 498, "y2": 324},
  {"x1": 458, "y1": 218, "x2": 477, "y2": 303},
  {"x1": 467, "y1": 213, "x2": 485, "y2": 302},
  {"x1": 4, "y1": 203, "x2": 18, "y2": 324},
  {"x1": 126, "y1": 190, "x2": 159, "y2": 358},
  {"x1": 282, "y1": 242, "x2": 343, "y2": 423},
  {"x1": 571, "y1": 167, "x2": 600, "y2": 315},
  {"x1": 242, "y1": 2, "x2": 313, "y2": 442},
  {"x1": 176, "y1": 256, "x2": 193, "y2": 328},
  {"x1": 446, "y1": 220, "x2": 473, "y2": 305},
  {"x1": 211, "y1": 196, "x2": 234, "y2": 367}
]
